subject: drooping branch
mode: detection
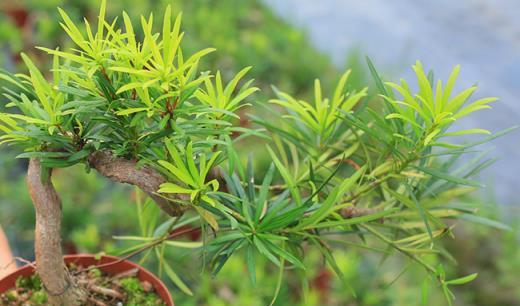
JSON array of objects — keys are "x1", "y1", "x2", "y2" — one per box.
[
  {"x1": 27, "y1": 158, "x2": 87, "y2": 306},
  {"x1": 87, "y1": 151, "x2": 189, "y2": 216}
]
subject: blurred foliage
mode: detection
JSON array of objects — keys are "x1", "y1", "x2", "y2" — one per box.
[{"x1": 0, "y1": 0, "x2": 335, "y2": 96}]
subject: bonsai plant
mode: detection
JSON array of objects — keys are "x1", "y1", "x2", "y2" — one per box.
[{"x1": 0, "y1": 1, "x2": 514, "y2": 305}]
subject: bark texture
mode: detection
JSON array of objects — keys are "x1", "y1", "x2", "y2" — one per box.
[
  {"x1": 26, "y1": 152, "x2": 188, "y2": 304},
  {"x1": 27, "y1": 159, "x2": 87, "y2": 306},
  {"x1": 88, "y1": 151, "x2": 188, "y2": 216}
]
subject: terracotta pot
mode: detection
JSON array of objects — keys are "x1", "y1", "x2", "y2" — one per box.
[{"x1": 0, "y1": 254, "x2": 174, "y2": 306}]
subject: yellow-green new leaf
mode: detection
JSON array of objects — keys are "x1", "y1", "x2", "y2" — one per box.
[
  {"x1": 194, "y1": 206, "x2": 219, "y2": 231},
  {"x1": 441, "y1": 129, "x2": 491, "y2": 138},
  {"x1": 116, "y1": 107, "x2": 148, "y2": 116},
  {"x1": 158, "y1": 183, "x2": 194, "y2": 194}
]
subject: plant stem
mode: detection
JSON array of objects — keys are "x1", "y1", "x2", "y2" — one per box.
[
  {"x1": 27, "y1": 159, "x2": 87, "y2": 305},
  {"x1": 74, "y1": 226, "x2": 200, "y2": 275}
]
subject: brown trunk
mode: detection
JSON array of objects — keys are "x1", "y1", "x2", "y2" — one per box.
[
  {"x1": 25, "y1": 151, "x2": 190, "y2": 304},
  {"x1": 26, "y1": 152, "x2": 190, "y2": 304},
  {"x1": 88, "y1": 151, "x2": 188, "y2": 216},
  {"x1": 27, "y1": 158, "x2": 87, "y2": 305}
]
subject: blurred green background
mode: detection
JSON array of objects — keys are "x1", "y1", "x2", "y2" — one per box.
[{"x1": 0, "y1": 1, "x2": 518, "y2": 305}]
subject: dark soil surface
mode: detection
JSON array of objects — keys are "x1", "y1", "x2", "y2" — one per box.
[{"x1": 0, "y1": 264, "x2": 166, "y2": 306}]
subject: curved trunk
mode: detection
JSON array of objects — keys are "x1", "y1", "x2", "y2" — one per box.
[
  {"x1": 27, "y1": 158, "x2": 86, "y2": 305},
  {"x1": 26, "y1": 152, "x2": 188, "y2": 304}
]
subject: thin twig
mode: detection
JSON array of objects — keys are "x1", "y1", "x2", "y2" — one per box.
[
  {"x1": 73, "y1": 226, "x2": 200, "y2": 275},
  {"x1": 89, "y1": 285, "x2": 124, "y2": 300},
  {"x1": 0, "y1": 256, "x2": 36, "y2": 272},
  {"x1": 110, "y1": 268, "x2": 139, "y2": 280},
  {"x1": 87, "y1": 297, "x2": 109, "y2": 306}
]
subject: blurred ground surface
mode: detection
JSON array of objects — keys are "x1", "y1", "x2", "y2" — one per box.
[{"x1": 264, "y1": 0, "x2": 520, "y2": 205}]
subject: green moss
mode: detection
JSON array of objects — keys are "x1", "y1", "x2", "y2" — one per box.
[
  {"x1": 3, "y1": 274, "x2": 164, "y2": 306},
  {"x1": 15, "y1": 274, "x2": 42, "y2": 291},
  {"x1": 120, "y1": 277, "x2": 142, "y2": 292},
  {"x1": 5, "y1": 291, "x2": 18, "y2": 301},
  {"x1": 89, "y1": 268, "x2": 102, "y2": 278},
  {"x1": 29, "y1": 291, "x2": 48, "y2": 305},
  {"x1": 1, "y1": 275, "x2": 48, "y2": 306},
  {"x1": 121, "y1": 277, "x2": 166, "y2": 306}
]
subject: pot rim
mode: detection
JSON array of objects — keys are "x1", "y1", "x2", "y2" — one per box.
[{"x1": 0, "y1": 253, "x2": 174, "y2": 306}]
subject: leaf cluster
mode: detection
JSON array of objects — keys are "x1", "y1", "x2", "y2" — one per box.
[{"x1": 0, "y1": 2, "x2": 515, "y2": 304}]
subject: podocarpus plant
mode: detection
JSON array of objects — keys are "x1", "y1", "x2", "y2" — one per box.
[{"x1": 0, "y1": 1, "x2": 515, "y2": 305}]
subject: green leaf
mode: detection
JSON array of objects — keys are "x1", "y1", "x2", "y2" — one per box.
[
  {"x1": 0, "y1": 71, "x2": 29, "y2": 92},
  {"x1": 268, "y1": 253, "x2": 285, "y2": 306},
  {"x1": 185, "y1": 142, "x2": 202, "y2": 186},
  {"x1": 16, "y1": 151, "x2": 70, "y2": 159},
  {"x1": 463, "y1": 126, "x2": 519, "y2": 149},
  {"x1": 366, "y1": 56, "x2": 389, "y2": 96},
  {"x1": 414, "y1": 165, "x2": 484, "y2": 187},
  {"x1": 265, "y1": 240, "x2": 305, "y2": 269},
  {"x1": 160, "y1": 252, "x2": 193, "y2": 295},
  {"x1": 164, "y1": 241, "x2": 202, "y2": 249},
  {"x1": 57, "y1": 7, "x2": 90, "y2": 52},
  {"x1": 442, "y1": 65, "x2": 460, "y2": 107},
  {"x1": 224, "y1": 66, "x2": 252, "y2": 99},
  {"x1": 297, "y1": 165, "x2": 366, "y2": 230},
  {"x1": 421, "y1": 278, "x2": 430, "y2": 306},
  {"x1": 194, "y1": 206, "x2": 219, "y2": 231},
  {"x1": 7, "y1": 114, "x2": 48, "y2": 125},
  {"x1": 116, "y1": 107, "x2": 148, "y2": 115},
  {"x1": 162, "y1": 5, "x2": 172, "y2": 64},
  {"x1": 447, "y1": 86, "x2": 477, "y2": 113},
  {"x1": 412, "y1": 61, "x2": 434, "y2": 114},
  {"x1": 246, "y1": 154, "x2": 255, "y2": 203},
  {"x1": 405, "y1": 184, "x2": 434, "y2": 243},
  {"x1": 441, "y1": 129, "x2": 490, "y2": 137},
  {"x1": 67, "y1": 150, "x2": 91, "y2": 162},
  {"x1": 308, "y1": 208, "x2": 399, "y2": 229},
  {"x1": 21, "y1": 53, "x2": 53, "y2": 117},
  {"x1": 446, "y1": 273, "x2": 478, "y2": 285},
  {"x1": 253, "y1": 236, "x2": 280, "y2": 267},
  {"x1": 459, "y1": 214, "x2": 512, "y2": 231},
  {"x1": 112, "y1": 236, "x2": 155, "y2": 242},
  {"x1": 259, "y1": 204, "x2": 307, "y2": 232},
  {"x1": 424, "y1": 128, "x2": 441, "y2": 146},
  {"x1": 158, "y1": 183, "x2": 194, "y2": 194},
  {"x1": 158, "y1": 160, "x2": 196, "y2": 187},
  {"x1": 256, "y1": 163, "x2": 275, "y2": 222},
  {"x1": 97, "y1": 0, "x2": 107, "y2": 39},
  {"x1": 267, "y1": 146, "x2": 301, "y2": 206},
  {"x1": 246, "y1": 245, "x2": 257, "y2": 285}
]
